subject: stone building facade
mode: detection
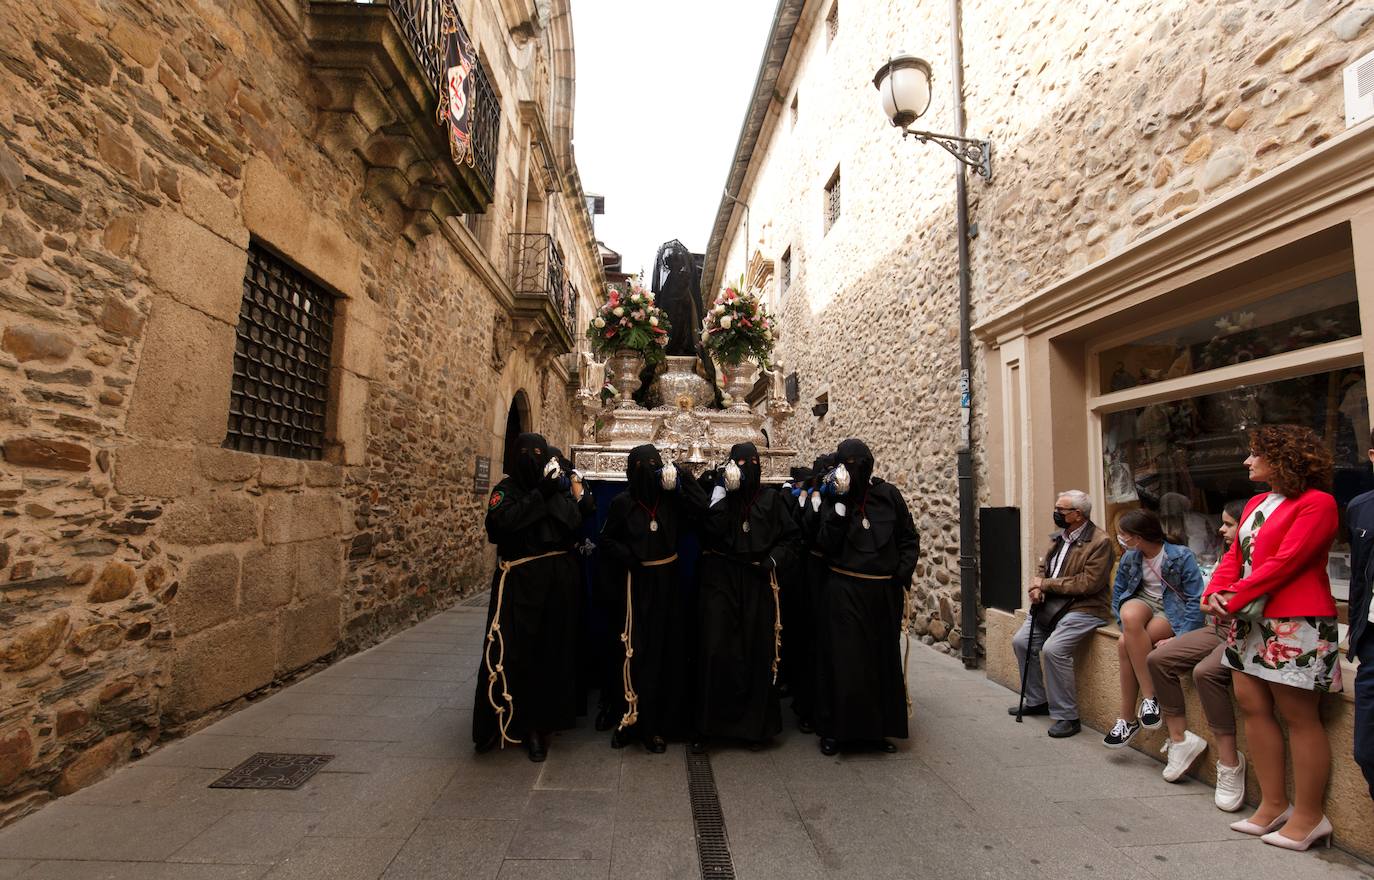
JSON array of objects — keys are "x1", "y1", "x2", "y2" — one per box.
[
  {"x1": 707, "y1": 0, "x2": 1374, "y2": 856},
  {"x1": 0, "y1": 0, "x2": 600, "y2": 820}
]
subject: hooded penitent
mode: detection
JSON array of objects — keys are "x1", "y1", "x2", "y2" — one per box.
[
  {"x1": 627, "y1": 444, "x2": 664, "y2": 505},
  {"x1": 812, "y1": 453, "x2": 836, "y2": 490},
  {"x1": 512, "y1": 432, "x2": 551, "y2": 490},
  {"x1": 728, "y1": 442, "x2": 763, "y2": 498},
  {"x1": 836, "y1": 439, "x2": 874, "y2": 496}
]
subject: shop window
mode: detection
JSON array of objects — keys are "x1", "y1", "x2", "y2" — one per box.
[
  {"x1": 225, "y1": 240, "x2": 337, "y2": 460},
  {"x1": 1101, "y1": 365, "x2": 1371, "y2": 598},
  {"x1": 1098, "y1": 271, "x2": 1359, "y2": 392}
]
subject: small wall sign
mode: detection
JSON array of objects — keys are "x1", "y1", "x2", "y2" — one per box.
[{"x1": 474, "y1": 455, "x2": 492, "y2": 494}]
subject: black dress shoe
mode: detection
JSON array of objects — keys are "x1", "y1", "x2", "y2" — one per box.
[
  {"x1": 594, "y1": 705, "x2": 617, "y2": 732},
  {"x1": 875, "y1": 739, "x2": 897, "y2": 753},
  {"x1": 474, "y1": 732, "x2": 500, "y2": 755},
  {"x1": 1008, "y1": 703, "x2": 1050, "y2": 717},
  {"x1": 610, "y1": 728, "x2": 629, "y2": 750},
  {"x1": 689, "y1": 738, "x2": 706, "y2": 754},
  {"x1": 1047, "y1": 719, "x2": 1081, "y2": 738},
  {"x1": 646, "y1": 735, "x2": 667, "y2": 754},
  {"x1": 527, "y1": 731, "x2": 548, "y2": 762},
  {"x1": 798, "y1": 718, "x2": 815, "y2": 734},
  {"x1": 819, "y1": 737, "x2": 839, "y2": 756}
]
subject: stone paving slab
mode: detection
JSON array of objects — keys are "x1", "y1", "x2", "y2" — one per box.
[{"x1": 0, "y1": 604, "x2": 1370, "y2": 880}]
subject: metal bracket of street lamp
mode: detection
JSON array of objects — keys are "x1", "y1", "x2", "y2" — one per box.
[{"x1": 872, "y1": 55, "x2": 993, "y2": 182}]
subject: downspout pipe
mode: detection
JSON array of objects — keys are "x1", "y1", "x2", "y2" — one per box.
[{"x1": 950, "y1": 0, "x2": 980, "y2": 669}]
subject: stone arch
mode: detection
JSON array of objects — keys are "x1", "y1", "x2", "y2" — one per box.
[
  {"x1": 489, "y1": 350, "x2": 545, "y2": 474},
  {"x1": 501, "y1": 389, "x2": 532, "y2": 476}
]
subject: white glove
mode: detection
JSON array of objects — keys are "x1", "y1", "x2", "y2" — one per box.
[
  {"x1": 834, "y1": 502, "x2": 847, "y2": 518},
  {"x1": 543, "y1": 458, "x2": 562, "y2": 480},
  {"x1": 660, "y1": 463, "x2": 678, "y2": 491},
  {"x1": 810, "y1": 492, "x2": 821, "y2": 512},
  {"x1": 709, "y1": 485, "x2": 727, "y2": 507},
  {"x1": 833, "y1": 463, "x2": 850, "y2": 495},
  {"x1": 723, "y1": 461, "x2": 741, "y2": 491}
]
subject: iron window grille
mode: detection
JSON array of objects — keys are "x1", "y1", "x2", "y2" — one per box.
[
  {"x1": 780, "y1": 247, "x2": 792, "y2": 294},
  {"x1": 225, "y1": 242, "x2": 337, "y2": 461},
  {"x1": 824, "y1": 169, "x2": 841, "y2": 234},
  {"x1": 826, "y1": 2, "x2": 838, "y2": 44}
]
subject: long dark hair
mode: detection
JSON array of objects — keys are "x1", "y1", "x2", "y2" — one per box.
[{"x1": 1119, "y1": 508, "x2": 1167, "y2": 545}]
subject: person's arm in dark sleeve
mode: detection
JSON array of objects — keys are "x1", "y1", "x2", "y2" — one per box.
[
  {"x1": 815, "y1": 496, "x2": 850, "y2": 559},
  {"x1": 598, "y1": 496, "x2": 637, "y2": 568},
  {"x1": 485, "y1": 485, "x2": 546, "y2": 541},
  {"x1": 893, "y1": 489, "x2": 920, "y2": 587},
  {"x1": 766, "y1": 495, "x2": 803, "y2": 572}
]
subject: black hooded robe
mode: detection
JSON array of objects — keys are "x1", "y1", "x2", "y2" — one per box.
[
  {"x1": 774, "y1": 472, "x2": 814, "y2": 724},
  {"x1": 812, "y1": 442, "x2": 919, "y2": 743},
  {"x1": 472, "y1": 434, "x2": 583, "y2": 747},
  {"x1": 695, "y1": 443, "x2": 801, "y2": 742},
  {"x1": 598, "y1": 445, "x2": 708, "y2": 740}
]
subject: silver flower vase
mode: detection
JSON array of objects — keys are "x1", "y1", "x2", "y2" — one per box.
[
  {"x1": 606, "y1": 348, "x2": 646, "y2": 408},
  {"x1": 721, "y1": 360, "x2": 759, "y2": 412}
]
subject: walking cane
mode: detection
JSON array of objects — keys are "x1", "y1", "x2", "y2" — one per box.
[{"x1": 1015, "y1": 558, "x2": 1045, "y2": 723}]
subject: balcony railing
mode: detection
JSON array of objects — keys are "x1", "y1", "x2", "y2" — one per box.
[
  {"x1": 384, "y1": 0, "x2": 498, "y2": 193},
  {"x1": 510, "y1": 233, "x2": 577, "y2": 335}
]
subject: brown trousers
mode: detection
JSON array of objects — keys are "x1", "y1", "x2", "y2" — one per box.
[{"x1": 1145, "y1": 625, "x2": 1236, "y2": 736}]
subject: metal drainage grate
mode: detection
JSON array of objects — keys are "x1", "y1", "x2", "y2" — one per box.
[
  {"x1": 209, "y1": 753, "x2": 333, "y2": 790},
  {"x1": 686, "y1": 750, "x2": 736, "y2": 880}
]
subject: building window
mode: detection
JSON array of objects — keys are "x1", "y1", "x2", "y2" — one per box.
[
  {"x1": 225, "y1": 240, "x2": 337, "y2": 460},
  {"x1": 826, "y1": 2, "x2": 838, "y2": 45},
  {"x1": 779, "y1": 247, "x2": 792, "y2": 294},
  {"x1": 790, "y1": 93, "x2": 799, "y2": 129},
  {"x1": 824, "y1": 168, "x2": 841, "y2": 234}
]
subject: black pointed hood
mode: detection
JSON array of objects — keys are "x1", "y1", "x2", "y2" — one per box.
[
  {"x1": 512, "y1": 432, "x2": 550, "y2": 490},
  {"x1": 626, "y1": 443, "x2": 664, "y2": 504},
  {"x1": 728, "y1": 442, "x2": 762, "y2": 497},
  {"x1": 836, "y1": 438, "x2": 874, "y2": 497}
]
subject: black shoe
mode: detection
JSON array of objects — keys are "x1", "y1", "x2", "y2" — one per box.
[
  {"x1": 594, "y1": 705, "x2": 617, "y2": 732},
  {"x1": 474, "y1": 732, "x2": 500, "y2": 755},
  {"x1": 819, "y1": 737, "x2": 839, "y2": 756},
  {"x1": 875, "y1": 739, "x2": 897, "y2": 754},
  {"x1": 689, "y1": 738, "x2": 706, "y2": 754},
  {"x1": 1008, "y1": 703, "x2": 1050, "y2": 717},
  {"x1": 798, "y1": 718, "x2": 814, "y2": 734},
  {"x1": 527, "y1": 732, "x2": 548, "y2": 762},
  {"x1": 646, "y1": 735, "x2": 667, "y2": 754},
  {"x1": 1047, "y1": 719, "x2": 1081, "y2": 738},
  {"x1": 610, "y1": 728, "x2": 630, "y2": 750},
  {"x1": 1103, "y1": 718, "x2": 1141, "y2": 749}
]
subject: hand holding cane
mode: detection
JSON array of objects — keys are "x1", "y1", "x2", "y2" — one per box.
[{"x1": 1015, "y1": 556, "x2": 1045, "y2": 723}]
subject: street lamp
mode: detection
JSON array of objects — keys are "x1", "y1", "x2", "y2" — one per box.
[
  {"x1": 872, "y1": 54, "x2": 993, "y2": 181},
  {"x1": 873, "y1": 41, "x2": 988, "y2": 670}
]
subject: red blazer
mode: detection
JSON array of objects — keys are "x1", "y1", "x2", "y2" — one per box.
[{"x1": 1204, "y1": 488, "x2": 1338, "y2": 618}]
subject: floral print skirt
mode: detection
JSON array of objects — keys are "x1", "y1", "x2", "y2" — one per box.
[{"x1": 1221, "y1": 616, "x2": 1342, "y2": 693}]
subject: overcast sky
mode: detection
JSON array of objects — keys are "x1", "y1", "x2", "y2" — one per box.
[{"x1": 570, "y1": 0, "x2": 778, "y2": 286}]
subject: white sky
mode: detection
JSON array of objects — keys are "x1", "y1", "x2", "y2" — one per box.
[{"x1": 570, "y1": 0, "x2": 778, "y2": 285}]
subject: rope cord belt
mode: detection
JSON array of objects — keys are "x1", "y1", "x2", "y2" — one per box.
[
  {"x1": 484, "y1": 550, "x2": 568, "y2": 748},
  {"x1": 705, "y1": 550, "x2": 784, "y2": 686},
  {"x1": 617, "y1": 553, "x2": 678, "y2": 733},
  {"x1": 828, "y1": 566, "x2": 914, "y2": 718}
]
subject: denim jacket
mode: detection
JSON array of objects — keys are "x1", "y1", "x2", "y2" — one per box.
[{"x1": 1111, "y1": 542, "x2": 1205, "y2": 634}]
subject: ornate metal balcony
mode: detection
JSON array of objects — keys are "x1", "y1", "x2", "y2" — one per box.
[
  {"x1": 510, "y1": 233, "x2": 577, "y2": 342},
  {"x1": 305, "y1": 0, "x2": 500, "y2": 238}
]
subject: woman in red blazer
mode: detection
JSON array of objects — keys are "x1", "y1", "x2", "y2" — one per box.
[{"x1": 1203, "y1": 425, "x2": 1341, "y2": 851}]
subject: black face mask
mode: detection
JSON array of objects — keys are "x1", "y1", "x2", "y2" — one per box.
[
  {"x1": 836, "y1": 438, "x2": 874, "y2": 497},
  {"x1": 627, "y1": 443, "x2": 663, "y2": 504},
  {"x1": 728, "y1": 442, "x2": 762, "y2": 497},
  {"x1": 513, "y1": 432, "x2": 550, "y2": 490},
  {"x1": 1052, "y1": 510, "x2": 1070, "y2": 529}
]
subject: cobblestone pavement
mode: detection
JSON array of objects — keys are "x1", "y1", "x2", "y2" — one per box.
[{"x1": 0, "y1": 604, "x2": 1370, "y2": 880}]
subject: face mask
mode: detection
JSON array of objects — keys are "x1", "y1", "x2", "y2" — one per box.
[{"x1": 1052, "y1": 511, "x2": 1069, "y2": 529}]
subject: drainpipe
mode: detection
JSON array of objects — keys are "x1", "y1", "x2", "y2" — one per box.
[{"x1": 950, "y1": 0, "x2": 980, "y2": 669}]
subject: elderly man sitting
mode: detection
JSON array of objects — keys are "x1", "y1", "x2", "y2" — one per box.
[{"x1": 1009, "y1": 490, "x2": 1114, "y2": 738}]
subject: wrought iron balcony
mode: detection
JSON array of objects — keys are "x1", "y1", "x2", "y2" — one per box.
[
  {"x1": 510, "y1": 233, "x2": 577, "y2": 340},
  {"x1": 305, "y1": 0, "x2": 501, "y2": 236}
]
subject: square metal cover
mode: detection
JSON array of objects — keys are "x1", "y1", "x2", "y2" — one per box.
[{"x1": 209, "y1": 753, "x2": 334, "y2": 790}]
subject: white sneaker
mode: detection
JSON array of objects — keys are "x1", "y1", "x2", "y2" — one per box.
[
  {"x1": 1160, "y1": 730, "x2": 1207, "y2": 782},
  {"x1": 1214, "y1": 753, "x2": 1247, "y2": 812}
]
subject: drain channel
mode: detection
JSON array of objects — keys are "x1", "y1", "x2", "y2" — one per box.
[{"x1": 686, "y1": 750, "x2": 737, "y2": 880}]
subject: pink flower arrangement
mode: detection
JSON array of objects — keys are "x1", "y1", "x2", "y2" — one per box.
[
  {"x1": 699, "y1": 281, "x2": 777, "y2": 368},
  {"x1": 586, "y1": 282, "x2": 672, "y2": 366}
]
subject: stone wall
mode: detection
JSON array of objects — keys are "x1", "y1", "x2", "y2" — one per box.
[
  {"x1": 0, "y1": 0, "x2": 597, "y2": 821},
  {"x1": 713, "y1": 0, "x2": 1374, "y2": 655}
]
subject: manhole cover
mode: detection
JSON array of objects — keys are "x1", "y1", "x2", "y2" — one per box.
[{"x1": 209, "y1": 753, "x2": 334, "y2": 790}]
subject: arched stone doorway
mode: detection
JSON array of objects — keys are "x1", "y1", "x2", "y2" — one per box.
[{"x1": 501, "y1": 389, "x2": 532, "y2": 476}]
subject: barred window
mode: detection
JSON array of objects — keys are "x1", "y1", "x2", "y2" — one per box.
[
  {"x1": 780, "y1": 247, "x2": 792, "y2": 294},
  {"x1": 225, "y1": 241, "x2": 337, "y2": 460},
  {"x1": 826, "y1": 3, "x2": 838, "y2": 44},
  {"x1": 824, "y1": 168, "x2": 841, "y2": 234}
]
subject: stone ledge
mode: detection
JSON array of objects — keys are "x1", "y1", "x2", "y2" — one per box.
[{"x1": 985, "y1": 607, "x2": 1374, "y2": 863}]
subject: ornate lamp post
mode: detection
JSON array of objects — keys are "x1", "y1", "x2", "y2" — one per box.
[{"x1": 873, "y1": 37, "x2": 992, "y2": 670}]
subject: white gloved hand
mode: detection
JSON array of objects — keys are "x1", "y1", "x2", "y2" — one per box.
[
  {"x1": 833, "y1": 463, "x2": 850, "y2": 495},
  {"x1": 723, "y1": 461, "x2": 741, "y2": 491},
  {"x1": 543, "y1": 458, "x2": 563, "y2": 480},
  {"x1": 810, "y1": 492, "x2": 822, "y2": 512},
  {"x1": 834, "y1": 502, "x2": 847, "y2": 518},
  {"x1": 660, "y1": 463, "x2": 678, "y2": 490},
  {"x1": 709, "y1": 485, "x2": 727, "y2": 507}
]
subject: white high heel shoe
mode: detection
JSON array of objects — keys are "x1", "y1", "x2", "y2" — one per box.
[
  {"x1": 1261, "y1": 815, "x2": 1333, "y2": 851},
  {"x1": 1229, "y1": 804, "x2": 1293, "y2": 836}
]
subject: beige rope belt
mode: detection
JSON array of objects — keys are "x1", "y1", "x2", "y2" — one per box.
[
  {"x1": 827, "y1": 565, "x2": 914, "y2": 718},
  {"x1": 705, "y1": 550, "x2": 783, "y2": 686},
  {"x1": 484, "y1": 550, "x2": 568, "y2": 748},
  {"x1": 617, "y1": 553, "x2": 679, "y2": 733}
]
